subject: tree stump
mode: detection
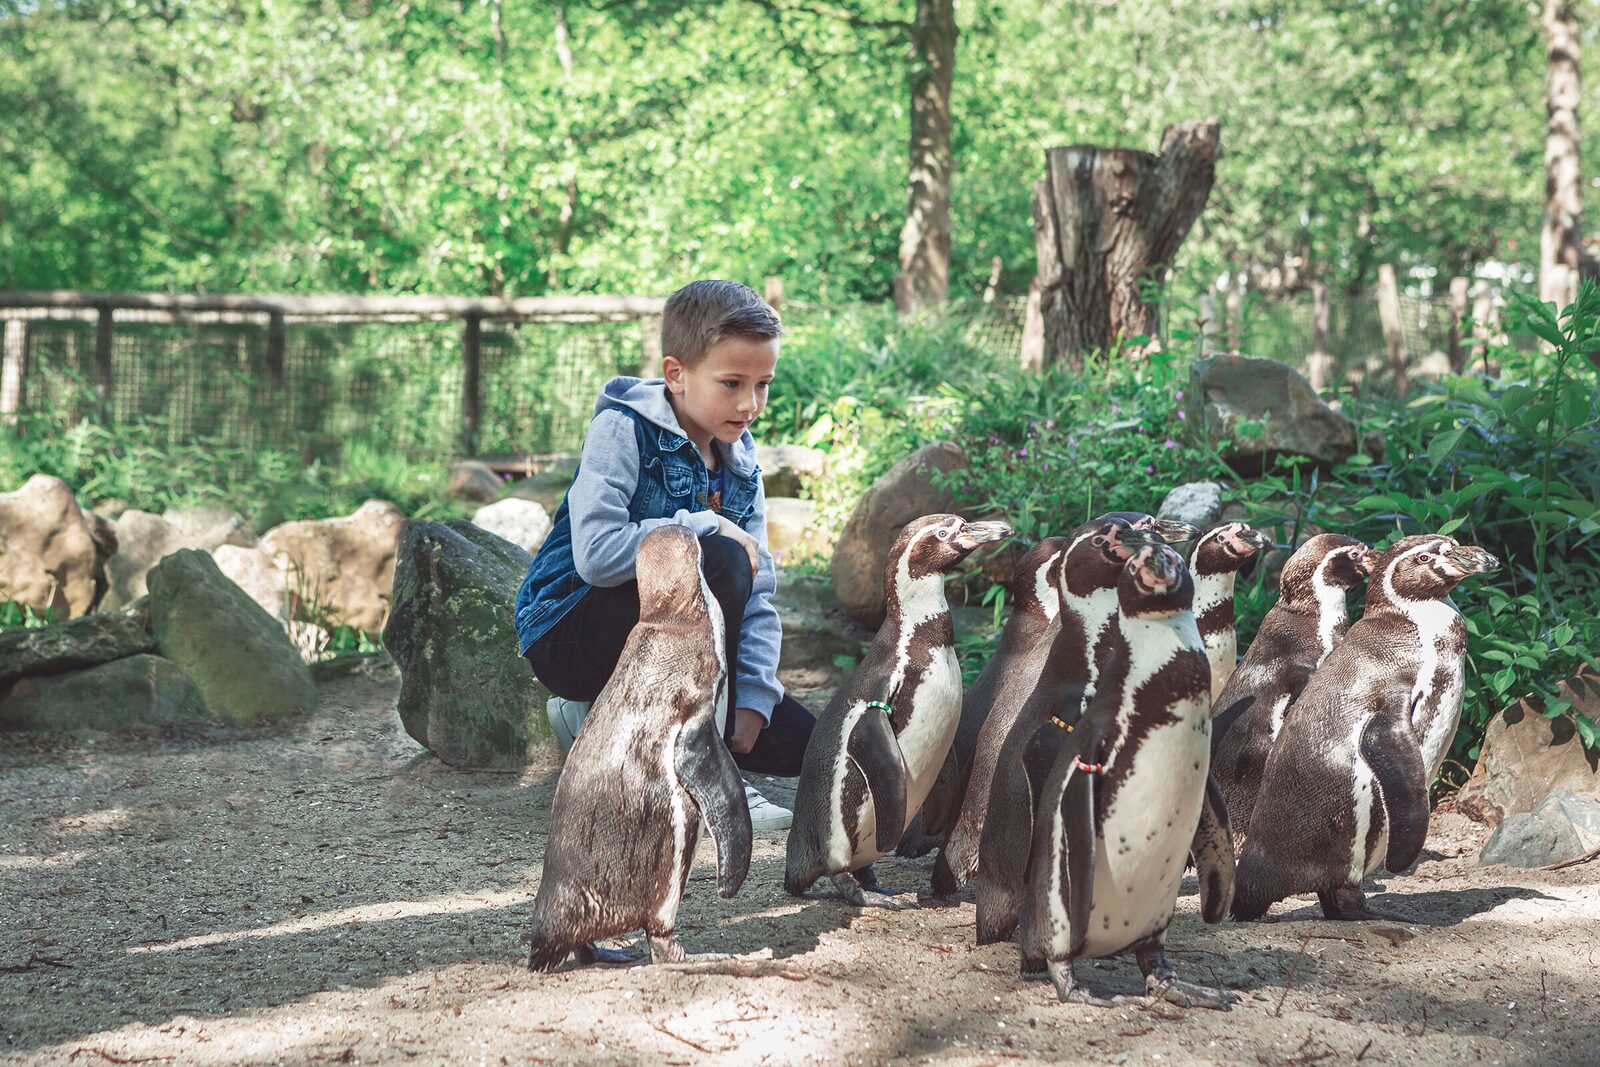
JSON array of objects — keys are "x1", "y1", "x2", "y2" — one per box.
[{"x1": 1031, "y1": 119, "x2": 1220, "y2": 367}]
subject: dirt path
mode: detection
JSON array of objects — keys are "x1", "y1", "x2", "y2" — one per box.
[{"x1": 3, "y1": 668, "x2": 1598, "y2": 1066}]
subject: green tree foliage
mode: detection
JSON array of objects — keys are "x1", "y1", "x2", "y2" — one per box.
[{"x1": 0, "y1": 0, "x2": 1573, "y2": 298}]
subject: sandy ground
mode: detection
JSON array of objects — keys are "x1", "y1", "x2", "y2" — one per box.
[{"x1": 3, "y1": 664, "x2": 1599, "y2": 1067}]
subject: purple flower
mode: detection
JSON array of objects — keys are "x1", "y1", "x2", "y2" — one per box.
[
  {"x1": 1110, "y1": 403, "x2": 1120, "y2": 415},
  {"x1": 988, "y1": 434, "x2": 1001, "y2": 445},
  {"x1": 1017, "y1": 447, "x2": 1028, "y2": 458},
  {"x1": 1175, "y1": 390, "x2": 1185, "y2": 401},
  {"x1": 1043, "y1": 462, "x2": 1051, "y2": 472},
  {"x1": 1145, "y1": 464, "x2": 1155, "y2": 475},
  {"x1": 1176, "y1": 410, "x2": 1187, "y2": 420},
  {"x1": 1044, "y1": 419, "x2": 1057, "y2": 430},
  {"x1": 1164, "y1": 438, "x2": 1177, "y2": 449}
]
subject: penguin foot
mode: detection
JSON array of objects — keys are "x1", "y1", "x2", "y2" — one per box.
[
  {"x1": 647, "y1": 934, "x2": 687, "y2": 964},
  {"x1": 1047, "y1": 960, "x2": 1117, "y2": 1007},
  {"x1": 1317, "y1": 887, "x2": 1418, "y2": 924},
  {"x1": 573, "y1": 941, "x2": 644, "y2": 966},
  {"x1": 831, "y1": 872, "x2": 917, "y2": 910},
  {"x1": 1146, "y1": 975, "x2": 1235, "y2": 1012}
]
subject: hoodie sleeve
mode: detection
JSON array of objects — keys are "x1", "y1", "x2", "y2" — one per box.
[
  {"x1": 734, "y1": 475, "x2": 786, "y2": 724},
  {"x1": 568, "y1": 408, "x2": 722, "y2": 588}
]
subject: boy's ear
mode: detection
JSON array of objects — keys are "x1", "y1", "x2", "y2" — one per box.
[{"x1": 661, "y1": 354, "x2": 687, "y2": 395}]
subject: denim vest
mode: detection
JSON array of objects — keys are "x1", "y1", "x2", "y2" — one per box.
[{"x1": 513, "y1": 405, "x2": 762, "y2": 654}]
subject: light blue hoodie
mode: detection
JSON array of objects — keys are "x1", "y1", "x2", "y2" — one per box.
[{"x1": 514, "y1": 377, "x2": 784, "y2": 722}]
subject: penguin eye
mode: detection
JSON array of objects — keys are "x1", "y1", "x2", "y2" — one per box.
[
  {"x1": 936, "y1": 527, "x2": 953, "y2": 542},
  {"x1": 1418, "y1": 553, "x2": 1435, "y2": 563},
  {"x1": 1093, "y1": 535, "x2": 1108, "y2": 547}
]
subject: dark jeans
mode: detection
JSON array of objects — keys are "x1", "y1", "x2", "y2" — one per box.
[{"x1": 525, "y1": 535, "x2": 816, "y2": 777}]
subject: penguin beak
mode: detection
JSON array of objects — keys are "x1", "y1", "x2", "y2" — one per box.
[
  {"x1": 954, "y1": 520, "x2": 1014, "y2": 550},
  {"x1": 1443, "y1": 545, "x2": 1499, "y2": 576},
  {"x1": 1355, "y1": 547, "x2": 1379, "y2": 577},
  {"x1": 1240, "y1": 527, "x2": 1272, "y2": 553},
  {"x1": 1134, "y1": 544, "x2": 1182, "y2": 593},
  {"x1": 1150, "y1": 518, "x2": 1201, "y2": 543}
]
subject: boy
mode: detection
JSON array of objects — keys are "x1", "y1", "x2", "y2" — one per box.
[{"x1": 513, "y1": 279, "x2": 816, "y2": 830}]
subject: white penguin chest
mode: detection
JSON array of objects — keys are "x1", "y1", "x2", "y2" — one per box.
[{"x1": 1084, "y1": 696, "x2": 1211, "y2": 955}]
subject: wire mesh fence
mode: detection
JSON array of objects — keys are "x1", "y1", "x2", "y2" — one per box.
[{"x1": 0, "y1": 284, "x2": 1525, "y2": 462}]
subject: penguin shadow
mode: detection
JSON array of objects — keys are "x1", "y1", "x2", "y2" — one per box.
[{"x1": 1240, "y1": 882, "x2": 1555, "y2": 928}]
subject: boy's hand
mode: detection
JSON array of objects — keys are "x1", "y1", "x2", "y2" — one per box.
[
  {"x1": 730, "y1": 707, "x2": 764, "y2": 753},
  {"x1": 714, "y1": 516, "x2": 760, "y2": 576}
]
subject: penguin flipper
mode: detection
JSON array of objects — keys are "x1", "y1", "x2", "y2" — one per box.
[
  {"x1": 1360, "y1": 713, "x2": 1430, "y2": 874},
  {"x1": 919, "y1": 744, "x2": 963, "y2": 838},
  {"x1": 674, "y1": 715, "x2": 753, "y2": 899},
  {"x1": 848, "y1": 703, "x2": 910, "y2": 854},
  {"x1": 1019, "y1": 743, "x2": 1096, "y2": 966},
  {"x1": 1190, "y1": 772, "x2": 1236, "y2": 923}
]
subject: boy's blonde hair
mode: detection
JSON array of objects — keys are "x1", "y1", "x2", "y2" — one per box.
[{"x1": 661, "y1": 280, "x2": 782, "y2": 367}]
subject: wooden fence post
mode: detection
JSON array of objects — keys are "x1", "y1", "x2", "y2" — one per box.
[
  {"x1": 266, "y1": 311, "x2": 286, "y2": 386},
  {"x1": 1307, "y1": 280, "x2": 1331, "y2": 391},
  {"x1": 1446, "y1": 277, "x2": 1470, "y2": 373},
  {"x1": 1376, "y1": 264, "x2": 1408, "y2": 397},
  {"x1": 461, "y1": 314, "x2": 483, "y2": 455},
  {"x1": 1019, "y1": 278, "x2": 1045, "y2": 372},
  {"x1": 1, "y1": 318, "x2": 23, "y2": 423},
  {"x1": 639, "y1": 315, "x2": 663, "y2": 378},
  {"x1": 94, "y1": 304, "x2": 115, "y2": 422},
  {"x1": 981, "y1": 257, "x2": 1002, "y2": 304},
  {"x1": 1225, "y1": 278, "x2": 1243, "y2": 353}
]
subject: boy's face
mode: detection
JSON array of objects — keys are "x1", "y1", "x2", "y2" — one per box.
[{"x1": 663, "y1": 336, "x2": 778, "y2": 448}]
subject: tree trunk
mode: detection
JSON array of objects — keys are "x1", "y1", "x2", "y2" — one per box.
[
  {"x1": 893, "y1": 0, "x2": 955, "y2": 315},
  {"x1": 1376, "y1": 264, "x2": 1409, "y2": 398},
  {"x1": 1542, "y1": 0, "x2": 1582, "y2": 311},
  {"x1": 1447, "y1": 276, "x2": 1470, "y2": 373},
  {"x1": 1031, "y1": 119, "x2": 1220, "y2": 366},
  {"x1": 1307, "y1": 280, "x2": 1331, "y2": 391}
]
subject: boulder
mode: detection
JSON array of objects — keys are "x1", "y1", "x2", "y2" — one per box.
[
  {"x1": 261, "y1": 499, "x2": 406, "y2": 633},
  {"x1": 147, "y1": 549, "x2": 317, "y2": 724},
  {"x1": 0, "y1": 653, "x2": 210, "y2": 734},
  {"x1": 830, "y1": 441, "x2": 970, "y2": 628},
  {"x1": 102, "y1": 506, "x2": 256, "y2": 612},
  {"x1": 384, "y1": 520, "x2": 550, "y2": 769},
  {"x1": 471, "y1": 498, "x2": 553, "y2": 555},
  {"x1": 0, "y1": 474, "x2": 110, "y2": 618},
  {"x1": 1477, "y1": 809, "x2": 1586, "y2": 869},
  {"x1": 755, "y1": 444, "x2": 827, "y2": 498},
  {"x1": 504, "y1": 462, "x2": 576, "y2": 513},
  {"x1": 1185, "y1": 355, "x2": 1358, "y2": 469},
  {"x1": 1455, "y1": 671, "x2": 1600, "y2": 826},
  {"x1": 1159, "y1": 481, "x2": 1224, "y2": 530},
  {"x1": 212, "y1": 544, "x2": 290, "y2": 623},
  {"x1": 773, "y1": 573, "x2": 869, "y2": 674},
  {"x1": 1535, "y1": 790, "x2": 1600, "y2": 849},
  {"x1": 765, "y1": 497, "x2": 834, "y2": 563},
  {"x1": 447, "y1": 461, "x2": 505, "y2": 504},
  {"x1": 0, "y1": 599, "x2": 154, "y2": 682}
]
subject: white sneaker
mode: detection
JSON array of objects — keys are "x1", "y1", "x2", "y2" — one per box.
[
  {"x1": 743, "y1": 780, "x2": 792, "y2": 831},
  {"x1": 546, "y1": 696, "x2": 591, "y2": 757}
]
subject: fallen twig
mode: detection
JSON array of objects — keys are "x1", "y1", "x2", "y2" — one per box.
[
  {"x1": 68, "y1": 1050, "x2": 173, "y2": 1064},
  {"x1": 665, "y1": 959, "x2": 807, "y2": 980},
  {"x1": 1274, "y1": 934, "x2": 1313, "y2": 1018},
  {"x1": 1355, "y1": 1039, "x2": 1374, "y2": 1061},
  {"x1": 2, "y1": 952, "x2": 74, "y2": 974},
  {"x1": 1542, "y1": 843, "x2": 1600, "y2": 871},
  {"x1": 649, "y1": 1020, "x2": 718, "y2": 1053}
]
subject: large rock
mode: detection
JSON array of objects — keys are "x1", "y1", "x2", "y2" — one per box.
[
  {"x1": 1536, "y1": 790, "x2": 1600, "y2": 849},
  {"x1": 1185, "y1": 355, "x2": 1358, "y2": 469},
  {"x1": 384, "y1": 520, "x2": 550, "y2": 768},
  {"x1": 1478, "y1": 808, "x2": 1587, "y2": 868},
  {"x1": 1159, "y1": 481, "x2": 1224, "y2": 530},
  {"x1": 212, "y1": 544, "x2": 290, "y2": 623},
  {"x1": 755, "y1": 444, "x2": 827, "y2": 498},
  {"x1": 261, "y1": 499, "x2": 406, "y2": 633},
  {"x1": 471, "y1": 498, "x2": 553, "y2": 555},
  {"x1": 0, "y1": 474, "x2": 111, "y2": 618},
  {"x1": 0, "y1": 599, "x2": 154, "y2": 682},
  {"x1": 504, "y1": 462, "x2": 576, "y2": 513},
  {"x1": 0, "y1": 654, "x2": 210, "y2": 734},
  {"x1": 830, "y1": 441, "x2": 970, "y2": 628},
  {"x1": 147, "y1": 549, "x2": 316, "y2": 724},
  {"x1": 447, "y1": 461, "x2": 505, "y2": 504},
  {"x1": 1456, "y1": 671, "x2": 1600, "y2": 826},
  {"x1": 773, "y1": 573, "x2": 869, "y2": 674},
  {"x1": 102, "y1": 506, "x2": 256, "y2": 611},
  {"x1": 765, "y1": 497, "x2": 834, "y2": 563}
]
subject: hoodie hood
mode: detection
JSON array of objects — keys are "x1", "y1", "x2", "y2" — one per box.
[{"x1": 596, "y1": 376, "x2": 759, "y2": 478}]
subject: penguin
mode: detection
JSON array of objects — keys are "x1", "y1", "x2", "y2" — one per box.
[
  {"x1": 1189, "y1": 521, "x2": 1272, "y2": 701},
  {"x1": 1019, "y1": 542, "x2": 1235, "y2": 1009},
  {"x1": 526, "y1": 526, "x2": 752, "y2": 970},
  {"x1": 969, "y1": 515, "x2": 1153, "y2": 934},
  {"x1": 1210, "y1": 533, "x2": 1376, "y2": 843},
  {"x1": 892, "y1": 537, "x2": 1070, "y2": 864},
  {"x1": 1230, "y1": 534, "x2": 1499, "y2": 922},
  {"x1": 784, "y1": 514, "x2": 1013, "y2": 907}
]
